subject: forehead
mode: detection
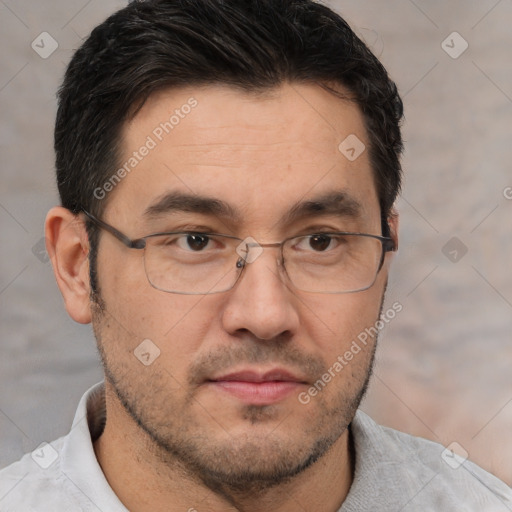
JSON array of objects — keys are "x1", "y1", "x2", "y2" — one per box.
[{"x1": 107, "y1": 83, "x2": 379, "y2": 231}]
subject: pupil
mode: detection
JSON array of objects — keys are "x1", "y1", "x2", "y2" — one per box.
[
  {"x1": 310, "y1": 235, "x2": 331, "y2": 251},
  {"x1": 187, "y1": 234, "x2": 209, "y2": 251}
]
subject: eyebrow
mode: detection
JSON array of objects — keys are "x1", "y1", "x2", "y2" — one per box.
[
  {"x1": 144, "y1": 191, "x2": 241, "y2": 221},
  {"x1": 280, "y1": 191, "x2": 362, "y2": 226},
  {"x1": 143, "y1": 190, "x2": 362, "y2": 226}
]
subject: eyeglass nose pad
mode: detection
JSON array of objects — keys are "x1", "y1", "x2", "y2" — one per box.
[{"x1": 235, "y1": 237, "x2": 264, "y2": 265}]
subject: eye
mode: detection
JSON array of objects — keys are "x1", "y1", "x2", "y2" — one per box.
[
  {"x1": 294, "y1": 234, "x2": 340, "y2": 252},
  {"x1": 176, "y1": 233, "x2": 212, "y2": 251},
  {"x1": 308, "y1": 234, "x2": 334, "y2": 251}
]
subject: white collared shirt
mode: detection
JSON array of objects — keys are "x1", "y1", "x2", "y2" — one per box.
[{"x1": 1, "y1": 381, "x2": 511, "y2": 511}]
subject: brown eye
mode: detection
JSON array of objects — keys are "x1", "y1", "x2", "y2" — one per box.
[
  {"x1": 184, "y1": 234, "x2": 210, "y2": 251},
  {"x1": 308, "y1": 234, "x2": 333, "y2": 251}
]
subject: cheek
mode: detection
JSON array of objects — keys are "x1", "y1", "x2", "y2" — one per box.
[
  {"x1": 97, "y1": 243, "x2": 207, "y2": 338},
  {"x1": 301, "y1": 292, "x2": 382, "y2": 401},
  {"x1": 157, "y1": 299, "x2": 219, "y2": 362},
  {"x1": 302, "y1": 288, "x2": 383, "y2": 353},
  {"x1": 95, "y1": 243, "x2": 223, "y2": 375}
]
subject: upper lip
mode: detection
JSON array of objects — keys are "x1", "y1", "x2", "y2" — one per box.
[{"x1": 209, "y1": 368, "x2": 307, "y2": 383}]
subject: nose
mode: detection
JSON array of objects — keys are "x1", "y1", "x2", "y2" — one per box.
[{"x1": 220, "y1": 247, "x2": 300, "y2": 341}]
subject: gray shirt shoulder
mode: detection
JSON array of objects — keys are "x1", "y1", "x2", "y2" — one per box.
[{"x1": 340, "y1": 410, "x2": 512, "y2": 511}]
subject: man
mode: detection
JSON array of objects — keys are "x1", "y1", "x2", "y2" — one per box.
[{"x1": 0, "y1": 0, "x2": 510, "y2": 510}]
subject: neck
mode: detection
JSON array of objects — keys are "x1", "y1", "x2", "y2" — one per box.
[{"x1": 93, "y1": 382, "x2": 354, "y2": 512}]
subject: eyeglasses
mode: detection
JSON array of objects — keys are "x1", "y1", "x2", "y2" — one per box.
[{"x1": 83, "y1": 211, "x2": 395, "y2": 295}]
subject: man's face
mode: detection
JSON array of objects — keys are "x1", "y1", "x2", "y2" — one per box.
[{"x1": 91, "y1": 83, "x2": 394, "y2": 490}]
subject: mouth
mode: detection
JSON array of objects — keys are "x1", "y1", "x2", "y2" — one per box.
[{"x1": 206, "y1": 368, "x2": 308, "y2": 405}]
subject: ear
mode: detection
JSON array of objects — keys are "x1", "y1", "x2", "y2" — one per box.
[
  {"x1": 45, "y1": 206, "x2": 92, "y2": 324},
  {"x1": 387, "y1": 207, "x2": 399, "y2": 251},
  {"x1": 380, "y1": 208, "x2": 399, "y2": 273}
]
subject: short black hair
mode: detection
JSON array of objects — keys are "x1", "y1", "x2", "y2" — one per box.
[{"x1": 54, "y1": 0, "x2": 403, "y2": 293}]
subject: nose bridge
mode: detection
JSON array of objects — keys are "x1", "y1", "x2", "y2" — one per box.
[
  {"x1": 253, "y1": 241, "x2": 282, "y2": 262},
  {"x1": 236, "y1": 236, "x2": 282, "y2": 267},
  {"x1": 238, "y1": 241, "x2": 284, "y2": 283}
]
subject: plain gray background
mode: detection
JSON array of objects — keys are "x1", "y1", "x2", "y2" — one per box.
[{"x1": 1, "y1": 0, "x2": 511, "y2": 485}]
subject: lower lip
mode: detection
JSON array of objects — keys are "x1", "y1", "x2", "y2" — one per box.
[{"x1": 209, "y1": 381, "x2": 302, "y2": 405}]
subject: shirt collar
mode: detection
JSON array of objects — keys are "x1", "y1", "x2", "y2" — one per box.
[{"x1": 59, "y1": 381, "x2": 128, "y2": 511}]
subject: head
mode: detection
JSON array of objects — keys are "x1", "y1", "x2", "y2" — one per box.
[{"x1": 47, "y1": 0, "x2": 403, "y2": 496}]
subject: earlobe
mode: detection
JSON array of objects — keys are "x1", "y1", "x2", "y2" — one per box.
[{"x1": 45, "y1": 206, "x2": 92, "y2": 324}]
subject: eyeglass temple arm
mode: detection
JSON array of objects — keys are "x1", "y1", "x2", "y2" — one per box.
[
  {"x1": 381, "y1": 214, "x2": 398, "y2": 252},
  {"x1": 376, "y1": 236, "x2": 397, "y2": 273},
  {"x1": 82, "y1": 211, "x2": 146, "y2": 249},
  {"x1": 383, "y1": 238, "x2": 396, "y2": 252}
]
